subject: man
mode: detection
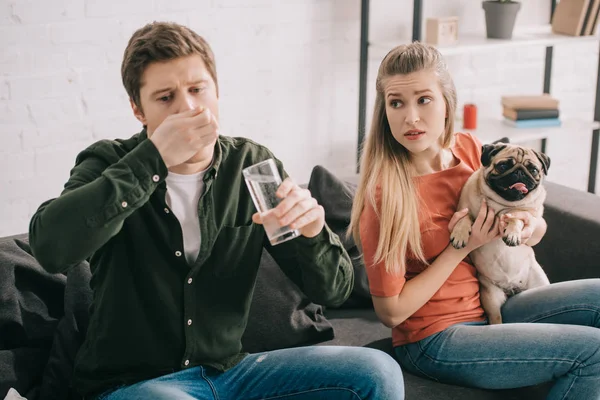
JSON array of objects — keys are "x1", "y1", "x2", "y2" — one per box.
[{"x1": 29, "y1": 22, "x2": 404, "y2": 400}]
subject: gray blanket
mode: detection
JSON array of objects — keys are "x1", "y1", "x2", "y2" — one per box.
[{"x1": 0, "y1": 235, "x2": 91, "y2": 400}]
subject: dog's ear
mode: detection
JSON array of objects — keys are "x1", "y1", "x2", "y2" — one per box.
[
  {"x1": 481, "y1": 143, "x2": 507, "y2": 167},
  {"x1": 534, "y1": 150, "x2": 551, "y2": 174}
]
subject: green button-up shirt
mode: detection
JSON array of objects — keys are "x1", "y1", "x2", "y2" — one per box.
[{"x1": 28, "y1": 130, "x2": 353, "y2": 397}]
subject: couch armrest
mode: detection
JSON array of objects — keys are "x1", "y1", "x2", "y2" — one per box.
[{"x1": 535, "y1": 181, "x2": 600, "y2": 283}]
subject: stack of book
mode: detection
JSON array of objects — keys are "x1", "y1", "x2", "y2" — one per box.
[
  {"x1": 551, "y1": 0, "x2": 600, "y2": 36},
  {"x1": 501, "y1": 95, "x2": 561, "y2": 129}
]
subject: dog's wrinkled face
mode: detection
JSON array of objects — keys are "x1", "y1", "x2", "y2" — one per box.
[{"x1": 481, "y1": 143, "x2": 550, "y2": 202}]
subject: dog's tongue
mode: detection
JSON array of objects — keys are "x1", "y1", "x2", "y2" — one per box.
[{"x1": 509, "y1": 182, "x2": 528, "y2": 193}]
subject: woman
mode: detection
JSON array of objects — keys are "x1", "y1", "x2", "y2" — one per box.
[{"x1": 348, "y1": 42, "x2": 600, "y2": 399}]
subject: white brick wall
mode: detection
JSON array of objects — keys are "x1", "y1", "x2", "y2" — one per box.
[{"x1": 0, "y1": 0, "x2": 599, "y2": 236}]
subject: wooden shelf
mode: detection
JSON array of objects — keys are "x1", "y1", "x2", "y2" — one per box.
[
  {"x1": 467, "y1": 118, "x2": 600, "y2": 144},
  {"x1": 369, "y1": 25, "x2": 600, "y2": 60}
]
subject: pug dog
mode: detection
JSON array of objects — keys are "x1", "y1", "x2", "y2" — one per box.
[{"x1": 449, "y1": 143, "x2": 551, "y2": 325}]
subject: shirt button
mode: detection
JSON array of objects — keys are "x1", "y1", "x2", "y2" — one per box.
[
  {"x1": 184, "y1": 359, "x2": 190, "y2": 366},
  {"x1": 187, "y1": 319, "x2": 192, "y2": 326},
  {"x1": 175, "y1": 251, "x2": 182, "y2": 257},
  {"x1": 164, "y1": 207, "x2": 170, "y2": 214},
  {"x1": 152, "y1": 174, "x2": 160, "y2": 182},
  {"x1": 121, "y1": 201, "x2": 128, "y2": 208},
  {"x1": 187, "y1": 278, "x2": 193, "y2": 284}
]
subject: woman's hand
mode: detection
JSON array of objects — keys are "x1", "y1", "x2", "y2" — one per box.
[
  {"x1": 465, "y1": 200, "x2": 501, "y2": 252},
  {"x1": 500, "y1": 212, "x2": 546, "y2": 246}
]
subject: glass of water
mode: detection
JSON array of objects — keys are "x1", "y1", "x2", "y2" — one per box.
[{"x1": 243, "y1": 158, "x2": 301, "y2": 246}]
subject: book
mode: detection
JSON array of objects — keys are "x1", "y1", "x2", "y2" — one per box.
[
  {"x1": 584, "y1": 0, "x2": 600, "y2": 35},
  {"x1": 501, "y1": 95, "x2": 560, "y2": 110},
  {"x1": 503, "y1": 107, "x2": 560, "y2": 121},
  {"x1": 552, "y1": 0, "x2": 591, "y2": 36},
  {"x1": 580, "y1": 0, "x2": 597, "y2": 34},
  {"x1": 503, "y1": 118, "x2": 562, "y2": 129}
]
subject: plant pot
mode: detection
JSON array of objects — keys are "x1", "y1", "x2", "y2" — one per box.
[{"x1": 482, "y1": 1, "x2": 521, "y2": 39}]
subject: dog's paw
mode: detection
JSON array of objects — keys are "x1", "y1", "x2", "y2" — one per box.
[
  {"x1": 502, "y1": 230, "x2": 521, "y2": 247},
  {"x1": 450, "y1": 226, "x2": 471, "y2": 249},
  {"x1": 488, "y1": 315, "x2": 503, "y2": 325}
]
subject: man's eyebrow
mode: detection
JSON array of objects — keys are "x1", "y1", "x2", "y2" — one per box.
[
  {"x1": 186, "y1": 79, "x2": 208, "y2": 86},
  {"x1": 149, "y1": 79, "x2": 208, "y2": 97},
  {"x1": 150, "y1": 87, "x2": 172, "y2": 97}
]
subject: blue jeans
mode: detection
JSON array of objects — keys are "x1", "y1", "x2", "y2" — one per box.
[
  {"x1": 96, "y1": 346, "x2": 404, "y2": 399},
  {"x1": 395, "y1": 279, "x2": 600, "y2": 400}
]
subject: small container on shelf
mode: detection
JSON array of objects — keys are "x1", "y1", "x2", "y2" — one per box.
[
  {"x1": 463, "y1": 103, "x2": 478, "y2": 130},
  {"x1": 425, "y1": 17, "x2": 459, "y2": 46}
]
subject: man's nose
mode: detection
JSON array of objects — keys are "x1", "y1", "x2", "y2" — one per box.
[{"x1": 177, "y1": 94, "x2": 196, "y2": 113}]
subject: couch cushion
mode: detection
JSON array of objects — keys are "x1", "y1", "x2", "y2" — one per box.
[
  {"x1": 241, "y1": 250, "x2": 334, "y2": 353},
  {"x1": 308, "y1": 165, "x2": 371, "y2": 308},
  {"x1": 536, "y1": 180, "x2": 600, "y2": 283},
  {"x1": 321, "y1": 308, "x2": 390, "y2": 347}
]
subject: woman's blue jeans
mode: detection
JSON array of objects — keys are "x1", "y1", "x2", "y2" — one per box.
[
  {"x1": 395, "y1": 279, "x2": 600, "y2": 400},
  {"x1": 96, "y1": 346, "x2": 404, "y2": 399}
]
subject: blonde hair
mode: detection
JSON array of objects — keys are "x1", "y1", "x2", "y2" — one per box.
[{"x1": 349, "y1": 42, "x2": 457, "y2": 276}]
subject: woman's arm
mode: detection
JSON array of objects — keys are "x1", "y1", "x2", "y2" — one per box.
[
  {"x1": 371, "y1": 201, "x2": 500, "y2": 328},
  {"x1": 372, "y1": 244, "x2": 471, "y2": 327},
  {"x1": 524, "y1": 216, "x2": 547, "y2": 247}
]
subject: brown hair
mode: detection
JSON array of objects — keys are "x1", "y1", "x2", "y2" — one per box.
[
  {"x1": 121, "y1": 21, "x2": 218, "y2": 110},
  {"x1": 348, "y1": 42, "x2": 457, "y2": 275}
]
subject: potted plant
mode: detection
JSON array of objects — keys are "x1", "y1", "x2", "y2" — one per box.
[{"x1": 482, "y1": 0, "x2": 521, "y2": 39}]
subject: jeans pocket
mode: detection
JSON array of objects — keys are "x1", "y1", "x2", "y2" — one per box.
[
  {"x1": 417, "y1": 331, "x2": 440, "y2": 348},
  {"x1": 395, "y1": 342, "x2": 441, "y2": 383}
]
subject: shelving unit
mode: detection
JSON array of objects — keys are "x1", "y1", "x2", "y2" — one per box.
[
  {"x1": 356, "y1": 0, "x2": 600, "y2": 194},
  {"x1": 369, "y1": 24, "x2": 600, "y2": 58},
  {"x1": 473, "y1": 118, "x2": 600, "y2": 145}
]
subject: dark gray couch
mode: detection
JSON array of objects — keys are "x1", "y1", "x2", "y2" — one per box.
[{"x1": 1, "y1": 168, "x2": 599, "y2": 400}]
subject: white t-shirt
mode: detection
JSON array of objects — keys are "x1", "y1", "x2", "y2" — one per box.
[{"x1": 165, "y1": 169, "x2": 208, "y2": 265}]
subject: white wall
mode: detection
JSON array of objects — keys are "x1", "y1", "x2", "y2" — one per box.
[{"x1": 1, "y1": 0, "x2": 599, "y2": 236}]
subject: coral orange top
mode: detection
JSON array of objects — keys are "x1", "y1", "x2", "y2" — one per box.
[{"x1": 360, "y1": 132, "x2": 486, "y2": 347}]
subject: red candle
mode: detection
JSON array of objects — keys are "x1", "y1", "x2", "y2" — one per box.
[{"x1": 463, "y1": 104, "x2": 477, "y2": 130}]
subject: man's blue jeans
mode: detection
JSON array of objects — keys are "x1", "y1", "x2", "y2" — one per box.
[
  {"x1": 96, "y1": 346, "x2": 404, "y2": 399},
  {"x1": 395, "y1": 279, "x2": 600, "y2": 399}
]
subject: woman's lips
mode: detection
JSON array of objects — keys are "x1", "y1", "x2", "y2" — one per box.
[{"x1": 404, "y1": 130, "x2": 425, "y2": 140}]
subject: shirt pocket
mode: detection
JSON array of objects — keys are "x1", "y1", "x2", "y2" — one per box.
[{"x1": 211, "y1": 223, "x2": 264, "y2": 278}]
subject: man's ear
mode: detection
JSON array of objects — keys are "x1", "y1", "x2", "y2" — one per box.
[{"x1": 130, "y1": 99, "x2": 147, "y2": 125}]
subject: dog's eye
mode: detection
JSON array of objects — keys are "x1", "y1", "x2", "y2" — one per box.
[
  {"x1": 495, "y1": 163, "x2": 510, "y2": 173},
  {"x1": 528, "y1": 166, "x2": 539, "y2": 176}
]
